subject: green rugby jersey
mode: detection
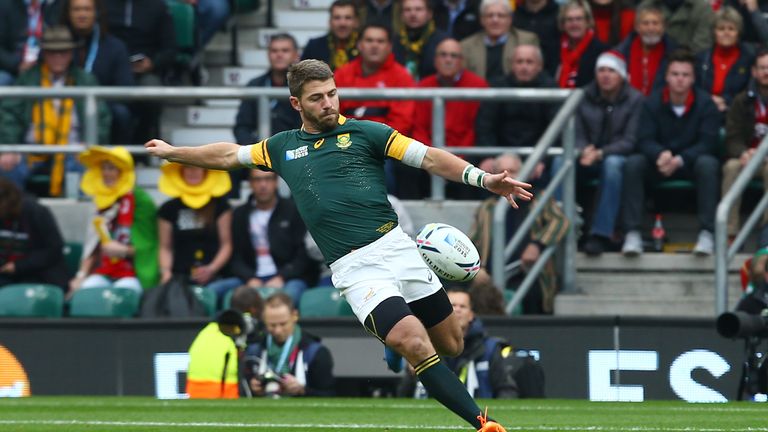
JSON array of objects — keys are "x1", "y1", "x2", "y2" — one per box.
[{"x1": 242, "y1": 115, "x2": 414, "y2": 264}]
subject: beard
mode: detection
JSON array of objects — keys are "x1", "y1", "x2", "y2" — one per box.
[
  {"x1": 304, "y1": 109, "x2": 339, "y2": 132},
  {"x1": 641, "y1": 34, "x2": 662, "y2": 46}
]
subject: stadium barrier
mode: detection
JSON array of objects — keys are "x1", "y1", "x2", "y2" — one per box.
[
  {"x1": 0, "y1": 316, "x2": 744, "y2": 401},
  {"x1": 0, "y1": 86, "x2": 581, "y2": 302}
]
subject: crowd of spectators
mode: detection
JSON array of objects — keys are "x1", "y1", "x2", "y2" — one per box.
[{"x1": 4, "y1": 0, "x2": 768, "y2": 314}]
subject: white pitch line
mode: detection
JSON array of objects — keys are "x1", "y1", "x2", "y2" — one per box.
[{"x1": 0, "y1": 420, "x2": 767, "y2": 431}]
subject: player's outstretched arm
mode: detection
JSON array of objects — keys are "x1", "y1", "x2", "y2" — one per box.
[
  {"x1": 145, "y1": 139, "x2": 243, "y2": 170},
  {"x1": 421, "y1": 146, "x2": 533, "y2": 208}
]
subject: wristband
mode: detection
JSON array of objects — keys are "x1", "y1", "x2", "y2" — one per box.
[{"x1": 462, "y1": 164, "x2": 487, "y2": 189}]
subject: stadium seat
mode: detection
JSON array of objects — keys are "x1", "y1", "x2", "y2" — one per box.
[
  {"x1": 166, "y1": 0, "x2": 196, "y2": 53},
  {"x1": 0, "y1": 284, "x2": 64, "y2": 317},
  {"x1": 221, "y1": 285, "x2": 279, "y2": 310},
  {"x1": 299, "y1": 286, "x2": 354, "y2": 318},
  {"x1": 69, "y1": 287, "x2": 140, "y2": 318},
  {"x1": 192, "y1": 285, "x2": 217, "y2": 317},
  {"x1": 504, "y1": 289, "x2": 523, "y2": 316},
  {"x1": 63, "y1": 242, "x2": 83, "y2": 277}
]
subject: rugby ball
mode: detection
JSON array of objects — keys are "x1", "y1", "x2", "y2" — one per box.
[{"x1": 415, "y1": 223, "x2": 481, "y2": 282}]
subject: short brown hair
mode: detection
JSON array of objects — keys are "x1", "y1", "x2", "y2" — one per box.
[
  {"x1": 666, "y1": 49, "x2": 696, "y2": 73},
  {"x1": 230, "y1": 286, "x2": 264, "y2": 316},
  {"x1": 264, "y1": 292, "x2": 295, "y2": 311},
  {"x1": 0, "y1": 176, "x2": 23, "y2": 219},
  {"x1": 287, "y1": 59, "x2": 334, "y2": 98}
]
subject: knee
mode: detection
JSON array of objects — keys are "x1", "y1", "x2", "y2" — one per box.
[
  {"x1": 389, "y1": 333, "x2": 433, "y2": 359},
  {"x1": 602, "y1": 155, "x2": 625, "y2": 177},
  {"x1": 694, "y1": 155, "x2": 720, "y2": 176}
]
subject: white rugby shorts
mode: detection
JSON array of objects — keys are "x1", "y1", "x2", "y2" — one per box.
[{"x1": 330, "y1": 225, "x2": 442, "y2": 323}]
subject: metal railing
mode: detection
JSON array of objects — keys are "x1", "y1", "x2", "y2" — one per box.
[
  {"x1": 715, "y1": 135, "x2": 768, "y2": 315},
  {"x1": 492, "y1": 91, "x2": 584, "y2": 305},
  {"x1": 0, "y1": 86, "x2": 581, "y2": 311}
]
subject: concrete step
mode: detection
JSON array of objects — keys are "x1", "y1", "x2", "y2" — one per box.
[
  {"x1": 204, "y1": 99, "x2": 241, "y2": 107},
  {"x1": 292, "y1": 0, "x2": 333, "y2": 10},
  {"x1": 574, "y1": 271, "x2": 741, "y2": 297},
  {"x1": 233, "y1": 10, "x2": 268, "y2": 27},
  {"x1": 554, "y1": 295, "x2": 742, "y2": 317},
  {"x1": 207, "y1": 66, "x2": 267, "y2": 86},
  {"x1": 256, "y1": 28, "x2": 318, "y2": 49},
  {"x1": 170, "y1": 128, "x2": 234, "y2": 146},
  {"x1": 204, "y1": 48, "x2": 269, "y2": 69},
  {"x1": 186, "y1": 106, "x2": 238, "y2": 127},
  {"x1": 274, "y1": 10, "x2": 329, "y2": 30},
  {"x1": 574, "y1": 252, "x2": 750, "y2": 273}
]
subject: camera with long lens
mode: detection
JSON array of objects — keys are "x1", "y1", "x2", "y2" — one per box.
[
  {"x1": 716, "y1": 285, "x2": 768, "y2": 401},
  {"x1": 242, "y1": 355, "x2": 283, "y2": 398}
]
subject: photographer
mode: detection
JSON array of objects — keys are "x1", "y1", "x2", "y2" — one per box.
[
  {"x1": 186, "y1": 285, "x2": 263, "y2": 399},
  {"x1": 244, "y1": 292, "x2": 335, "y2": 397}
]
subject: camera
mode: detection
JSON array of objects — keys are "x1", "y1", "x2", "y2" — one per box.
[
  {"x1": 242, "y1": 357, "x2": 283, "y2": 398},
  {"x1": 716, "y1": 310, "x2": 768, "y2": 338},
  {"x1": 716, "y1": 287, "x2": 768, "y2": 401}
]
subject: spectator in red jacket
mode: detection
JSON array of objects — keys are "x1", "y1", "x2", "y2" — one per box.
[
  {"x1": 411, "y1": 38, "x2": 488, "y2": 198},
  {"x1": 334, "y1": 23, "x2": 416, "y2": 135}
]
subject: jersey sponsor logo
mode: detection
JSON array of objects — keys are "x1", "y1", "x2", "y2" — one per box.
[
  {"x1": 285, "y1": 145, "x2": 309, "y2": 161},
  {"x1": 375, "y1": 221, "x2": 395, "y2": 234},
  {"x1": 313, "y1": 138, "x2": 325, "y2": 149},
  {"x1": 336, "y1": 133, "x2": 352, "y2": 149}
]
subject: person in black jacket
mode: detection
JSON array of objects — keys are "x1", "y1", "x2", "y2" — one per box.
[
  {"x1": 211, "y1": 169, "x2": 310, "y2": 306},
  {"x1": 0, "y1": 176, "x2": 69, "y2": 290},
  {"x1": 230, "y1": 33, "x2": 302, "y2": 198},
  {"x1": 513, "y1": 0, "x2": 561, "y2": 77},
  {"x1": 475, "y1": 44, "x2": 556, "y2": 170},
  {"x1": 0, "y1": 0, "x2": 62, "y2": 85},
  {"x1": 621, "y1": 49, "x2": 721, "y2": 257},
  {"x1": 392, "y1": 0, "x2": 448, "y2": 81},
  {"x1": 301, "y1": 0, "x2": 360, "y2": 71},
  {"x1": 61, "y1": 0, "x2": 135, "y2": 144},
  {"x1": 104, "y1": 0, "x2": 176, "y2": 144},
  {"x1": 244, "y1": 292, "x2": 335, "y2": 397},
  {"x1": 433, "y1": 0, "x2": 481, "y2": 41}
]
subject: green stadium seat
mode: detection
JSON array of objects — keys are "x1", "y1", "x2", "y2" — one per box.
[
  {"x1": 299, "y1": 286, "x2": 354, "y2": 318},
  {"x1": 656, "y1": 179, "x2": 694, "y2": 190},
  {"x1": 234, "y1": 0, "x2": 260, "y2": 13},
  {"x1": 63, "y1": 242, "x2": 83, "y2": 277},
  {"x1": 192, "y1": 285, "x2": 217, "y2": 317},
  {"x1": 0, "y1": 284, "x2": 64, "y2": 317},
  {"x1": 69, "y1": 287, "x2": 140, "y2": 318},
  {"x1": 503, "y1": 289, "x2": 523, "y2": 316},
  {"x1": 221, "y1": 285, "x2": 279, "y2": 310},
  {"x1": 166, "y1": 0, "x2": 196, "y2": 52}
]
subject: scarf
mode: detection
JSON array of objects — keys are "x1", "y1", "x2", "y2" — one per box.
[
  {"x1": 266, "y1": 324, "x2": 302, "y2": 375},
  {"x1": 399, "y1": 21, "x2": 435, "y2": 80},
  {"x1": 662, "y1": 87, "x2": 695, "y2": 116},
  {"x1": 328, "y1": 31, "x2": 359, "y2": 71},
  {"x1": 31, "y1": 64, "x2": 74, "y2": 197},
  {"x1": 558, "y1": 29, "x2": 594, "y2": 88},
  {"x1": 629, "y1": 36, "x2": 664, "y2": 96},
  {"x1": 92, "y1": 192, "x2": 136, "y2": 279},
  {"x1": 711, "y1": 44, "x2": 740, "y2": 96}
]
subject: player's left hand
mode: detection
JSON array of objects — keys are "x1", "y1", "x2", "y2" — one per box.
[{"x1": 483, "y1": 170, "x2": 533, "y2": 208}]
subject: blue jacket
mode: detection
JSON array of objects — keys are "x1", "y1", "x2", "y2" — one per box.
[
  {"x1": 615, "y1": 32, "x2": 677, "y2": 95},
  {"x1": 72, "y1": 32, "x2": 134, "y2": 87}
]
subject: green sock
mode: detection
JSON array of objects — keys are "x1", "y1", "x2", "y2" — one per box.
[{"x1": 415, "y1": 354, "x2": 482, "y2": 429}]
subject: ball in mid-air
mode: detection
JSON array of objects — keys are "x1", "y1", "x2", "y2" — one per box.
[{"x1": 415, "y1": 223, "x2": 481, "y2": 282}]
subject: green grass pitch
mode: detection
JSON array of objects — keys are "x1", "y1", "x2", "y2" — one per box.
[{"x1": 0, "y1": 397, "x2": 766, "y2": 431}]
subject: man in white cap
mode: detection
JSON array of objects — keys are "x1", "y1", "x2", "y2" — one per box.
[{"x1": 563, "y1": 50, "x2": 643, "y2": 256}]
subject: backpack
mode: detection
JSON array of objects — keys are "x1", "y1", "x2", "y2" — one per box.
[
  {"x1": 484, "y1": 337, "x2": 546, "y2": 398},
  {"x1": 140, "y1": 274, "x2": 207, "y2": 318}
]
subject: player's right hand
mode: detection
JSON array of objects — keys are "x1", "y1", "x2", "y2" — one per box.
[{"x1": 144, "y1": 139, "x2": 174, "y2": 159}]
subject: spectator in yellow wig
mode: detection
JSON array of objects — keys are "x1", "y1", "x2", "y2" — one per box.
[{"x1": 69, "y1": 146, "x2": 158, "y2": 296}]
